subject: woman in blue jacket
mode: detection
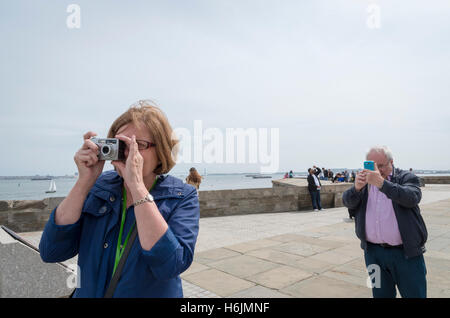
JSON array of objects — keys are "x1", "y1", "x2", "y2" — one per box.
[{"x1": 39, "y1": 100, "x2": 200, "y2": 298}]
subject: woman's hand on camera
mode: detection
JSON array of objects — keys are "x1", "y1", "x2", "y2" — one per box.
[
  {"x1": 111, "y1": 134, "x2": 145, "y2": 192},
  {"x1": 74, "y1": 131, "x2": 105, "y2": 184}
]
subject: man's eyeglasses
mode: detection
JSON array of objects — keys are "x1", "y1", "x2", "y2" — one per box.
[{"x1": 377, "y1": 161, "x2": 391, "y2": 170}]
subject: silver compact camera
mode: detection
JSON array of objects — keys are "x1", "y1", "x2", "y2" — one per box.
[{"x1": 90, "y1": 137, "x2": 126, "y2": 161}]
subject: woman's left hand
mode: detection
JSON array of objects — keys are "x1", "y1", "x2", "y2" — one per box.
[{"x1": 111, "y1": 134, "x2": 145, "y2": 192}]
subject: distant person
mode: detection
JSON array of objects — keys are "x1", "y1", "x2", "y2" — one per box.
[
  {"x1": 289, "y1": 170, "x2": 294, "y2": 178},
  {"x1": 334, "y1": 172, "x2": 344, "y2": 183},
  {"x1": 328, "y1": 169, "x2": 334, "y2": 183},
  {"x1": 344, "y1": 170, "x2": 349, "y2": 182},
  {"x1": 39, "y1": 100, "x2": 200, "y2": 298},
  {"x1": 342, "y1": 146, "x2": 428, "y2": 298},
  {"x1": 283, "y1": 172, "x2": 289, "y2": 179},
  {"x1": 307, "y1": 168, "x2": 323, "y2": 212},
  {"x1": 312, "y1": 166, "x2": 321, "y2": 177},
  {"x1": 186, "y1": 167, "x2": 202, "y2": 191},
  {"x1": 318, "y1": 168, "x2": 324, "y2": 180},
  {"x1": 351, "y1": 170, "x2": 356, "y2": 183},
  {"x1": 323, "y1": 168, "x2": 328, "y2": 180}
]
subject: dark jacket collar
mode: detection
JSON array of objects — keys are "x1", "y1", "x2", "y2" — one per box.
[{"x1": 391, "y1": 166, "x2": 406, "y2": 183}]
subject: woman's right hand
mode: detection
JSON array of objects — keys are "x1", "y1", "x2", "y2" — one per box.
[{"x1": 74, "y1": 131, "x2": 105, "y2": 184}]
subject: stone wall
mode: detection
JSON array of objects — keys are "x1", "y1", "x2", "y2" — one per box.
[
  {"x1": 198, "y1": 183, "x2": 353, "y2": 217},
  {"x1": 420, "y1": 176, "x2": 450, "y2": 185},
  {"x1": 0, "y1": 197, "x2": 64, "y2": 233},
  {"x1": 0, "y1": 183, "x2": 354, "y2": 231},
  {"x1": 4, "y1": 175, "x2": 445, "y2": 232}
]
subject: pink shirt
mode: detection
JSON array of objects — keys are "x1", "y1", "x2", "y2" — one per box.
[{"x1": 365, "y1": 175, "x2": 403, "y2": 245}]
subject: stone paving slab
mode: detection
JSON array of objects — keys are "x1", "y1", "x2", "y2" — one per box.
[
  {"x1": 180, "y1": 262, "x2": 210, "y2": 277},
  {"x1": 279, "y1": 276, "x2": 372, "y2": 298},
  {"x1": 181, "y1": 269, "x2": 256, "y2": 297},
  {"x1": 193, "y1": 248, "x2": 242, "y2": 265},
  {"x1": 207, "y1": 255, "x2": 280, "y2": 279},
  {"x1": 308, "y1": 249, "x2": 360, "y2": 265},
  {"x1": 225, "y1": 239, "x2": 283, "y2": 253},
  {"x1": 288, "y1": 257, "x2": 336, "y2": 274},
  {"x1": 245, "y1": 248, "x2": 305, "y2": 266},
  {"x1": 271, "y1": 241, "x2": 333, "y2": 257},
  {"x1": 228, "y1": 285, "x2": 293, "y2": 298},
  {"x1": 182, "y1": 280, "x2": 221, "y2": 298},
  {"x1": 246, "y1": 265, "x2": 314, "y2": 290}
]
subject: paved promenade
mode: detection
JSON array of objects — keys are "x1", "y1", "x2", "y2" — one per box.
[{"x1": 20, "y1": 184, "x2": 450, "y2": 298}]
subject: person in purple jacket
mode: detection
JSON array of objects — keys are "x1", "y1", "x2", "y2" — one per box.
[
  {"x1": 39, "y1": 100, "x2": 200, "y2": 297},
  {"x1": 343, "y1": 146, "x2": 427, "y2": 298}
]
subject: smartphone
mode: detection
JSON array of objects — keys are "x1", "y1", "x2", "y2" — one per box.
[{"x1": 364, "y1": 160, "x2": 375, "y2": 171}]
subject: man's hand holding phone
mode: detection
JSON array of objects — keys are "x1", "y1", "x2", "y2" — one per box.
[
  {"x1": 365, "y1": 162, "x2": 385, "y2": 189},
  {"x1": 355, "y1": 160, "x2": 383, "y2": 191},
  {"x1": 354, "y1": 171, "x2": 368, "y2": 192}
]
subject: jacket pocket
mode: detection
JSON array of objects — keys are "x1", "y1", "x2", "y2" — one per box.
[{"x1": 82, "y1": 193, "x2": 113, "y2": 218}]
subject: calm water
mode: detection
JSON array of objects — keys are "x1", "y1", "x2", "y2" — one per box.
[
  {"x1": 0, "y1": 173, "x2": 287, "y2": 200},
  {"x1": 1, "y1": 172, "x2": 448, "y2": 201}
]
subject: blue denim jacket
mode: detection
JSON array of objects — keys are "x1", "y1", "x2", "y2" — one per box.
[{"x1": 39, "y1": 170, "x2": 200, "y2": 298}]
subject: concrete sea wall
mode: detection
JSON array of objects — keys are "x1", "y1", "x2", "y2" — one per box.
[
  {"x1": 0, "y1": 198, "x2": 64, "y2": 233},
  {"x1": 420, "y1": 176, "x2": 450, "y2": 184},
  {"x1": 0, "y1": 184, "x2": 352, "y2": 232},
  {"x1": 199, "y1": 183, "x2": 352, "y2": 217},
  {"x1": 1, "y1": 175, "x2": 449, "y2": 233}
]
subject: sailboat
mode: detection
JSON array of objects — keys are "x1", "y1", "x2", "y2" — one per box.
[{"x1": 45, "y1": 180, "x2": 57, "y2": 193}]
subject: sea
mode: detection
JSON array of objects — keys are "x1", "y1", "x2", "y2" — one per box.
[
  {"x1": 0, "y1": 172, "x2": 288, "y2": 200},
  {"x1": 1, "y1": 171, "x2": 449, "y2": 201}
]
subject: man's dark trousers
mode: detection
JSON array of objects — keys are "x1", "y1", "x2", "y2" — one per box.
[
  {"x1": 364, "y1": 242, "x2": 427, "y2": 298},
  {"x1": 309, "y1": 190, "x2": 322, "y2": 210}
]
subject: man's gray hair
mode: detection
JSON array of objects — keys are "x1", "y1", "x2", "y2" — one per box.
[{"x1": 366, "y1": 145, "x2": 394, "y2": 161}]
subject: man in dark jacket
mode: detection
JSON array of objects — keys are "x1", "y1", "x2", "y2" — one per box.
[
  {"x1": 307, "y1": 167, "x2": 323, "y2": 211},
  {"x1": 342, "y1": 146, "x2": 427, "y2": 298},
  {"x1": 328, "y1": 169, "x2": 334, "y2": 183}
]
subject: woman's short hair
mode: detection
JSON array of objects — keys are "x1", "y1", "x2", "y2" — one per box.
[
  {"x1": 366, "y1": 145, "x2": 393, "y2": 161},
  {"x1": 107, "y1": 100, "x2": 179, "y2": 175}
]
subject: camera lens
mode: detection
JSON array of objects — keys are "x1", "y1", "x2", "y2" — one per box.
[{"x1": 102, "y1": 145, "x2": 111, "y2": 155}]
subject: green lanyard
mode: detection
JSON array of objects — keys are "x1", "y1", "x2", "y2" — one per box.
[{"x1": 112, "y1": 177, "x2": 158, "y2": 277}]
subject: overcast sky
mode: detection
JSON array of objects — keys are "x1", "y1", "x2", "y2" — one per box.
[{"x1": 1, "y1": 0, "x2": 449, "y2": 176}]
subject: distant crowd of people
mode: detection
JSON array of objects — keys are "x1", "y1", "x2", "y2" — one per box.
[
  {"x1": 321, "y1": 168, "x2": 356, "y2": 183},
  {"x1": 283, "y1": 167, "x2": 357, "y2": 183}
]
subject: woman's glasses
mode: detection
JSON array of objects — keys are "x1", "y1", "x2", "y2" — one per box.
[{"x1": 135, "y1": 140, "x2": 156, "y2": 150}]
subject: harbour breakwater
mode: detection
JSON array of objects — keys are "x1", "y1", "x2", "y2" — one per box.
[{"x1": 1, "y1": 176, "x2": 449, "y2": 233}]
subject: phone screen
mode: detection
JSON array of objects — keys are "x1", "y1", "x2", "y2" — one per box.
[{"x1": 364, "y1": 160, "x2": 375, "y2": 171}]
